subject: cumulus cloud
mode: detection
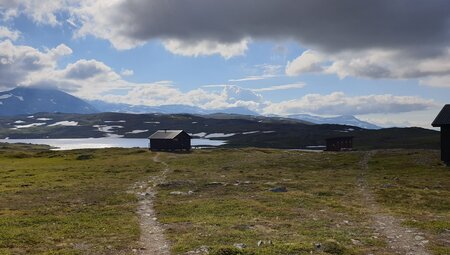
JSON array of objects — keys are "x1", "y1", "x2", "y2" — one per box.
[
  {"x1": 0, "y1": 26, "x2": 20, "y2": 41},
  {"x1": 79, "y1": 0, "x2": 450, "y2": 53},
  {"x1": 100, "y1": 84, "x2": 264, "y2": 112},
  {"x1": 0, "y1": 0, "x2": 69, "y2": 26},
  {"x1": 162, "y1": 39, "x2": 249, "y2": 59},
  {"x1": 3, "y1": 0, "x2": 449, "y2": 60},
  {"x1": 286, "y1": 48, "x2": 450, "y2": 86},
  {"x1": 286, "y1": 50, "x2": 325, "y2": 75},
  {"x1": 0, "y1": 40, "x2": 71, "y2": 89},
  {"x1": 263, "y1": 92, "x2": 435, "y2": 116},
  {"x1": 64, "y1": 59, "x2": 119, "y2": 80}
]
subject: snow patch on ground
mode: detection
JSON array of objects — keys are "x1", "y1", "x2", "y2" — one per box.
[
  {"x1": 94, "y1": 125, "x2": 124, "y2": 138},
  {"x1": 242, "y1": 131, "x2": 259, "y2": 135},
  {"x1": 192, "y1": 132, "x2": 207, "y2": 137},
  {"x1": 12, "y1": 123, "x2": 46, "y2": 129},
  {"x1": 126, "y1": 129, "x2": 148, "y2": 134},
  {"x1": 104, "y1": 120, "x2": 126, "y2": 123},
  {"x1": 262, "y1": 131, "x2": 276, "y2": 134},
  {"x1": 205, "y1": 133, "x2": 236, "y2": 138},
  {"x1": 37, "y1": 118, "x2": 53, "y2": 121},
  {"x1": 306, "y1": 145, "x2": 326, "y2": 149},
  {"x1": 48, "y1": 121, "x2": 78, "y2": 127},
  {"x1": 14, "y1": 120, "x2": 26, "y2": 124},
  {"x1": 0, "y1": 94, "x2": 12, "y2": 99},
  {"x1": 15, "y1": 95, "x2": 23, "y2": 101},
  {"x1": 27, "y1": 116, "x2": 34, "y2": 118},
  {"x1": 145, "y1": 121, "x2": 160, "y2": 124}
]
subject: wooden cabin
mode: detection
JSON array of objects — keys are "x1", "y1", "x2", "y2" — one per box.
[
  {"x1": 149, "y1": 130, "x2": 191, "y2": 151},
  {"x1": 326, "y1": 136, "x2": 353, "y2": 151},
  {"x1": 432, "y1": 105, "x2": 450, "y2": 164}
]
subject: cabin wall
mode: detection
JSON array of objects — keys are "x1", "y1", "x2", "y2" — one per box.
[
  {"x1": 441, "y1": 126, "x2": 450, "y2": 163},
  {"x1": 150, "y1": 137, "x2": 191, "y2": 151},
  {"x1": 326, "y1": 138, "x2": 353, "y2": 151}
]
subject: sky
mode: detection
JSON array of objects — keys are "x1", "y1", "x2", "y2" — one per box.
[{"x1": 0, "y1": 0, "x2": 449, "y2": 128}]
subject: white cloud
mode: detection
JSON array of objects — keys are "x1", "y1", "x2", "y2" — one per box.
[
  {"x1": 203, "y1": 82, "x2": 304, "y2": 93},
  {"x1": 120, "y1": 68, "x2": 134, "y2": 76},
  {"x1": 0, "y1": 0, "x2": 69, "y2": 26},
  {"x1": 229, "y1": 75, "x2": 275, "y2": 82},
  {"x1": 358, "y1": 109, "x2": 441, "y2": 129},
  {"x1": 286, "y1": 48, "x2": 450, "y2": 87},
  {"x1": 63, "y1": 59, "x2": 119, "y2": 81},
  {"x1": 230, "y1": 64, "x2": 281, "y2": 82},
  {"x1": 286, "y1": 50, "x2": 325, "y2": 76},
  {"x1": 252, "y1": 83, "x2": 305, "y2": 92},
  {"x1": 0, "y1": 40, "x2": 72, "y2": 89},
  {"x1": 0, "y1": 26, "x2": 20, "y2": 41},
  {"x1": 162, "y1": 39, "x2": 249, "y2": 59},
  {"x1": 263, "y1": 92, "x2": 435, "y2": 116},
  {"x1": 71, "y1": 0, "x2": 144, "y2": 50},
  {"x1": 0, "y1": 39, "x2": 122, "y2": 94},
  {"x1": 100, "y1": 84, "x2": 264, "y2": 112}
]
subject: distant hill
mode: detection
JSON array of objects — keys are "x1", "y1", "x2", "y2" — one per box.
[
  {"x1": 287, "y1": 114, "x2": 381, "y2": 129},
  {"x1": 0, "y1": 112, "x2": 439, "y2": 150},
  {"x1": 89, "y1": 100, "x2": 260, "y2": 116},
  {"x1": 0, "y1": 87, "x2": 98, "y2": 116}
]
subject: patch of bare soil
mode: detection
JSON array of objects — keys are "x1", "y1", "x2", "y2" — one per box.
[
  {"x1": 133, "y1": 153, "x2": 171, "y2": 255},
  {"x1": 358, "y1": 151, "x2": 430, "y2": 255}
]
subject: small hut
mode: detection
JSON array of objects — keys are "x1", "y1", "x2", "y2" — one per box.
[
  {"x1": 149, "y1": 130, "x2": 191, "y2": 151},
  {"x1": 432, "y1": 105, "x2": 450, "y2": 164},
  {"x1": 326, "y1": 136, "x2": 353, "y2": 151}
]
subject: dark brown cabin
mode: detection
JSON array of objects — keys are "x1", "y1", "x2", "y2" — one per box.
[
  {"x1": 149, "y1": 130, "x2": 191, "y2": 151},
  {"x1": 432, "y1": 105, "x2": 450, "y2": 164},
  {"x1": 326, "y1": 136, "x2": 353, "y2": 151}
]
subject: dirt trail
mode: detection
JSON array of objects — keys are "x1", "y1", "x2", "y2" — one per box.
[
  {"x1": 358, "y1": 151, "x2": 430, "y2": 255},
  {"x1": 134, "y1": 152, "x2": 171, "y2": 255}
]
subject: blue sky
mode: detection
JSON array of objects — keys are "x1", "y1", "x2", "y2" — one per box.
[{"x1": 0, "y1": 0, "x2": 449, "y2": 128}]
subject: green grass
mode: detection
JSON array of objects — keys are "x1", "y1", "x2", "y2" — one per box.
[
  {"x1": 367, "y1": 150, "x2": 450, "y2": 255},
  {"x1": 155, "y1": 149, "x2": 449, "y2": 254},
  {"x1": 1, "y1": 144, "x2": 449, "y2": 254},
  {"x1": 0, "y1": 144, "x2": 161, "y2": 254}
]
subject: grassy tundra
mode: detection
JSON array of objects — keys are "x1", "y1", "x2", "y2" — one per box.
[{"x1": 0, "y1": 144, "x2": 449, "y2": 254}]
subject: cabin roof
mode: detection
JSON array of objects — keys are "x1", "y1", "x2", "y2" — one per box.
[
  {"x1": 149, "y1": 130, "x2": 187, "y2": 139},
  {"x1": 432, "y1": 105, "x2": 450, "y2": 127}
]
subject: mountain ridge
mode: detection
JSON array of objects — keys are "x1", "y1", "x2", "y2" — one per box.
[
  {"x1": 1, "y1": 87, "x2": 380, "y2": 128},
  {"x1": 0, "y1": 87, "x2": 98, "y2": 116}
]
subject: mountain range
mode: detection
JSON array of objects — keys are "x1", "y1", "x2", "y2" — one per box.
[
  {"x1": 0, "y1": 87, "x2": 97, "y2": 115},
  {"x1": 0, "y1": 87, "x2": 380, "y2": 129}
]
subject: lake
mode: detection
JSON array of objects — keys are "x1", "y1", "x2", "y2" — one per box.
[{"x1": 0, "y1": 138, "x2": 227, "y2": 150}]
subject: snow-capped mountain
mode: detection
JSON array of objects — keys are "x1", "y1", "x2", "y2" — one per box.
[
  {"x1": 287, "y1": 114, "x2": 381, "y2": 129},
  {"x1": 0, "y1": 87, "x2": 98, "y2": 116},
  {"x1": 288, "y1": 114, "x2": 381, "y2": 129},
  {"x1": 88, "y1": 100, "x2": 259, "y2": 116}
]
